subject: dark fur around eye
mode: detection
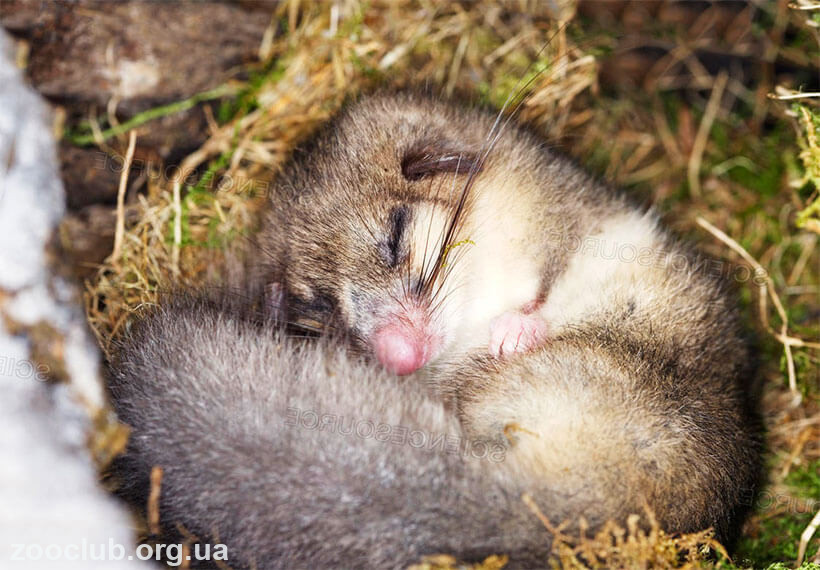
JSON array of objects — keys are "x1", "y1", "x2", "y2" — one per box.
[
  {"x1": 401, "y1": 141, "x2": 479, "y2": 181},
  {"x1": 378, "y1": 205, "x2": 409, "y2": 268},
  {"x1": 287, "y1": 292, "x2": 335, "y2": 321}
]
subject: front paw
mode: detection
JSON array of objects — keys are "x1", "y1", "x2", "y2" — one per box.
[{"x1": 488, "y1": 311, "x2": 548, "y2": 358}]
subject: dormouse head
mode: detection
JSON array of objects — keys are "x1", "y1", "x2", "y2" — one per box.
[{"x1": 259, "y1": 94, "x2": 500, "y2": 374}]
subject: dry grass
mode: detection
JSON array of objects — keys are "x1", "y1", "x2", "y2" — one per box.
[
  {"x1": 80, "y1": 0, "x2": 820, "y2": 568},
  {"x1": 84, "y1": 0, "x2": 596, "y2": 352}
]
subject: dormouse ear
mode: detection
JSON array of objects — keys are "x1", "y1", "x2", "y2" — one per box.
[{"x1": 401, "y1": 140, "x2": 481, "y2": 181}]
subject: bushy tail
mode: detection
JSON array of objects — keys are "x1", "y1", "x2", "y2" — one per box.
[
  {"x1": 108, "y1": 296, "x2": 560, "y2": 568},
  {"x1": 107, "y1": 295, "x2": 759, "y2": 569}
]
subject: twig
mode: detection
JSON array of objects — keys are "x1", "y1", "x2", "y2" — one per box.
[
  {"x1": 288, "y1": 0, "x2": 301, "y2": 37},
  {"x1": 789, "y1": 1, "x2": 820, "y2": 10},
  {"x1": 522, "y1": 493, "x2": 557, "y2": 530},
  {"x1": 688, "y1": 71, "x2": 728, "y2": 197},
  {"x1": 522, "y1": 493, "x2": 572, "y2": 543},
  {"x1": 696, "y1": 217, "x2": 817, "y2": 404},
  {"x1": 770, "y1": 91, "x2": 820, "y2": 100},
  {"x1": 172, "y1": 179, "x2": 182, "y2": 276},
  {"x1": 67, "y1": 85, "x2": 235, "y2": 146},
  {"x1": 148, "y1": 465, "x2": 163, "y2": 536},
  {"x1": 779, "y1": 427, "x2": 813, "y2": 479},
  {"x1": 797, "y1": 507, "x2": 820, "y2": 566},
  {"x1": 110, "y1": 130, "x2": 137, "y2": 265},
  {"x1": 445, "y1": 32, "x2": 470, "y2": 97}
]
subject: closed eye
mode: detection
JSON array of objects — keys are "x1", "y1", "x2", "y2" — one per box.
[
  {"x1": 288, "y1": 291, "x2": 335, "y2": 321},
  {"x1": 378, "y1": 205, "x2": 409, "y2": 268}
]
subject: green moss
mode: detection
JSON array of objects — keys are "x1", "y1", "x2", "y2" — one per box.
[
  {"x1": 336, "y1": 1, "x2": 366, "y2": 39},
  {"x1": 218, "y1": 58, "x2": 289, "y2": 124},
  {"x1": 349, "y1": 50, "x2": 382, "y2": 81},
  {"x1": 64, "y1": 85, "x2": 235, "y2": 146},
  {"x1": 736, "y1": 461, "x2": 820, "y2": 566},
  {"x1": 785, "y1": 460, "x2": 820, "y2": 501},
  {"x1": 735, "y1": 511, "x2": 816, "y2": 565}
]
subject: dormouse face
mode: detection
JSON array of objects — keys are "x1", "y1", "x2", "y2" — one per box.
[{"x1": 263, "y1": 95, "x2": 492, "y2": 374}]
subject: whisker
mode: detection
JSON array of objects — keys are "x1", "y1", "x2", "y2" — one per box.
[
  {"x1": 420, "y1": 155, "x2": 479, "y2": 295},
  {"x1": 430, "y1": 248, "x2": 470, "y2": 306},
  {"x1": 429, "y1": 281, "x2": 468, "y2": 318},
  {"x1": 350, "y1": 206, "x2": 380, "y2": 245},
  {"x1": 418, "y1": 27, "x2": 570, "y2": 300},
  {"x1": 416, "y1": 176, "x2": 439, "y2": 298},
  {"x1": 420, "y1": 171, "x2": 459, "y2": 295}
]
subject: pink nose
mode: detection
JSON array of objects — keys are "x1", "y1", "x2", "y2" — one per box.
[{"x1": 372, "y1": 324, "x2": 430, "y2": 375}]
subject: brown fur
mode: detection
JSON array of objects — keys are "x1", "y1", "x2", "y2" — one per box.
[
  {"x1": 109, "y1": 93, "x2": 762, "y2": 568},
  {"x1": 253, "y1": 90, "x2": 761, "y2": 544}
]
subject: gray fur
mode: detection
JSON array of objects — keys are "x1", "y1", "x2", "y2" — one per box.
[{"x1": 110, "y1": 296, "x2": 557, "y2": 568}]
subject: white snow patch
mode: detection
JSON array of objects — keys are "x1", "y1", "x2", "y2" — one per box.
[{"x1": 0, "y1": 31, "x2": 149, "y2": 568}]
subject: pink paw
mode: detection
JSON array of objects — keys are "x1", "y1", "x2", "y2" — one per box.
[{"x1": 488, "y1": 311, "x2": 548, "y2": 358}]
